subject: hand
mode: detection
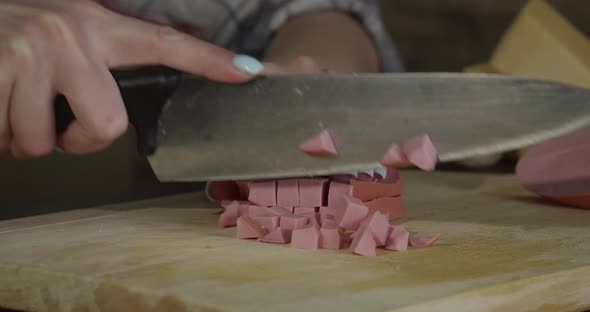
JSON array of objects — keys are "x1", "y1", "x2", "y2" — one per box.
[
  {"x1": 262, "y1": 56, "x2": 332, "y2": 75},
  {"x1": 0, "y1": 0, "x2": 255, "y2": 159}
]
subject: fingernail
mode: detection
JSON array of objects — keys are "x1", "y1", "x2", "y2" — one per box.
[{"x1": 233, "y1": 54, "x2": 264, "y2": 75}]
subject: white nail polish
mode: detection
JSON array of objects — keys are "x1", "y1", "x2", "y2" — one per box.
[{"x1": 233, "y1": 54, "x2": 264, "y2": 75}]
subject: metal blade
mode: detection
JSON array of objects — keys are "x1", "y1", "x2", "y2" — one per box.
[{"x1": 147, "y1": 73, "x2": 590, "y2": 181}]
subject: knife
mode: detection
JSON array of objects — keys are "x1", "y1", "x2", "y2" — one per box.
[{"x1": 54, "y1": 66, "x2": 590, "y2": 182}]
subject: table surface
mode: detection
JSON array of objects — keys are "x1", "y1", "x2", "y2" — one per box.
[{"x1": 1, "y1": 171, "x2": 590, "y2": 312}]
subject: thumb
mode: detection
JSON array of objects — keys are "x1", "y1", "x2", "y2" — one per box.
[{"x1": 98, "y1": 13, "x2": 262, "y2": 82}]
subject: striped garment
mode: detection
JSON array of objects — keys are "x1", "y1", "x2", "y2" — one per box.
[{"x1": 99, "y1": 0, "x2": 403, "y2": 72}]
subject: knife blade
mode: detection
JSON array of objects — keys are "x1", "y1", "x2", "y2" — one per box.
[{"x1": 55, "y1": 66, "x2": 590, "y2": 182}]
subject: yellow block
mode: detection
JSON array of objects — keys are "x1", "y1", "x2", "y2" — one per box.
[{"x1": 490, "y1": 0, "x2": 590, "y2": 89}]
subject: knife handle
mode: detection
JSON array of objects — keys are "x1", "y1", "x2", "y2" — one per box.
[{"x1": 54, "y1": 66, "x2": 182, "y2": 156}]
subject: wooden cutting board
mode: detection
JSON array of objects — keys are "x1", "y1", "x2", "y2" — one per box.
[{"x1": 1, "y1": 171, "x2": 590, "y2": 312}]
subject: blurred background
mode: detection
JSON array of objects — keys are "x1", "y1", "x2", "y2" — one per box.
[{"x1": 380, "y1": 0, "x2": 589, "y2": 72}]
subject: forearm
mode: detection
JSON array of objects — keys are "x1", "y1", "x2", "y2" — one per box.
[{"x1": 262, "y1": 10, "x2": 380, "y2": 73}]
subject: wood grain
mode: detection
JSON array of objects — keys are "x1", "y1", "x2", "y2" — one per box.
[{"x1": 1, "y1": 171, "x2": 590, "y2": 312}]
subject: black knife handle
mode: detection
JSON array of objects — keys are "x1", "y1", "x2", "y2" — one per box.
[{"x1": 54, "y1": 66, "x2": 182, "y2": 156}]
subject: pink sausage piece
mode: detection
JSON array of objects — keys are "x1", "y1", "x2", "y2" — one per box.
[
  {"x1": 516, "y1": 125, "x2": 590, "y2": 209},
  {"x1": 293, "y1": 207, "x2": 318, "y2": 215},
  {"x1": 364, "y1": 197, "x2": 406, "y2": 220},
  {"x1": 218, "y1": 200, "x2": 240, "y2": 228},
  {"x1": 378, "y1": 168, "x2": 401, "y2": 183},
  {"x1": 298, "y1": 129, "x2": 338, "y2": 157},
  {"x1": 319, "y1": 227, "x2": 343, "y2": 249},
  {"x1": 319, "y1": 206, "x2": 332, "y2": 224},
  {"x1": 207, "y1": 181, "x2": 242, "y2": 201},
  {"x1": 277, "y1": 179, "x2": 300, "y2": 207},
  {"x1": 328, "y1": 174, "x2": 356, "y2": 183},
  {"x1": 385, "y1": 226, "x2": 409, "y2": 251},
  {"x1": 409, "y1": 234, "x2": 440, "y2": 248},
  {"x1": 248, "y1": 180, "x2": 277, "y2": 206},
  {"x1": 294, "y1": 212, "x2": 322, "y2": 224},
  {"x1": 221, "y1": 200, "x2": 238, "y2": 209},
  {"x1": 238, "y1": 203, "x2": 251, "y2": 217},
  {"x1": 372, "y1": 168, "x2": 388, "y2": 180},
  {"x1": 402, "y1": 134, "x2": 438, "y2": 171},
  {"x1": 248, "y1": 205, "x2": 272, "y2": 217},
  {"x1": 302, "y1": 212, "x2": 322, "y2": 225},
  {"x1": 222, "y1": 200, "x2": 253, "y2": 217},
  {"x1": 333, "y1": 195, "x2": 369, "y2": 231},
  {"x1": 281, "y1": 214, "x2": 310, "y2": 235},
  {"x1": 341, "y1": 232, "x2": 353, "y2": 248},
  {"x1": 291, "y1": 222, "x2": 321, "y2": 250},
  {"x1": 252, "y1": 214, "x2": 280, "y2": 231},
  {"x1": 321, "y1": 213, "x2": 338, "y2": 228},
  {"x1": 218, "y1": 212, "x2": 237, "y2": 228},
  {"x1": 350, "y1": 224, "x2": 377, "y2": 256},
  {"x1": 269, "y1": 206, "x2": 293, "y2": 216},
  {"x1": 361, "y1": 211, "x2": 391, "y2": 246},
  {"x1": 328, "y1": 181, "x2": 353, "y2": 208},
  {"x1": 351, "y1": 178, "x2": 404, "y2": 201},
  {"x1": 236, "y1": 181, "x2": 251, "y2": 198},
  {"x1": 236, "y1": 216, "x2": 268, "y2": 239},
  {"x1": 259, "y1": 227, "x2": 291, "y2": 244},
  {"x1": 298, "y1": 178, "x2": 328, "y2": 207},
  {"x1": 381, "y1": 144, "x2": 412, "y2": 168},
  {"x1": 356, "y1": 170, "x2": 374, "y2": 181}
]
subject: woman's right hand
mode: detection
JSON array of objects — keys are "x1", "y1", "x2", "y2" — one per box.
[{"x1": 0, "y1": 0, "x2": 256, "y2": 159}]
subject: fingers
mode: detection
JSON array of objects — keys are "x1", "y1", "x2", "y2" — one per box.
[
  {"x1": 9, "y1": 58, "x2": 55, "y2": 159},
  {"x1": 55, "y1": 63, "x2": 128, "y2": 154},
  {"x1": 288, "y1": 56, "x2": 322, "y2": 74},
  {"x1": 260, "y1": 63, "x2": 288, "y2": 76},
  {"x1": 102, "y1": 16, "x2": 256, "y2": 83},
  {"x1": 0, "y1": 1, "x2": 130, "y2": 157},
  {"x1": 262, "y1": 56, "x2": 324, "y2": 76},
  {"x1": 2, "y1": 11, "x2": 56, "y2": 158},
  {"x1": 56, "y1": 84, "x2": 128, "y2": 154}
]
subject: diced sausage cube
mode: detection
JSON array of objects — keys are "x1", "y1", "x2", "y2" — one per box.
[
  {"x1": 277, "y1": 179, "x2": 299, "y2": 207},
  {"x1": 298, "y1": 178, "x2": 328, "y2": 207},
  {"x1": 402, "y1": 134, "x2": 438, "y2": 171},
  {"x1": 251, "y1": 214, "x2": 280, "y2": 231},
  {"x1": 333, "y1": 195, "x2": 369, "y2": 231},
  {"x1": 328, "y1": 182, "x2": 353, "y2": 208},
  {"x1": 409, "y1": 234, "x2": 440, "y2": 248},
  {"x1": 236, "y1": 216, "x2": 268, "y2": 239},
  {"x1": 381, "y1": 144, "x2": 412, "y2": 168},
  {"x1": 360, "y1": 211, "x2": 391, "y2": 246},
  {"x1": 291, "y1": 222, "x2": 321, "y2": 250},
  {"x1": 385, "y1": 226, "x2": 410, "y2": 251},
  {"x1": 281, "y1": 214, "x2": 310, "y2": 235},
  {"x1": 248, "y1": 180, "x2": 277, "y2": 206},
  {"x1": 350, "y1": 224, "x2": 377, "y2": 256},
  {"x1": 293, "y1": 207, "x2": 318, "y2": 215},
  {"x1": 364, "y1": 197, "x2": 406, "y2": 220},
  {"x1": 298, "y1": 129, "x2": 338, "y2": 157},
  {"x1": 218, "y1": 200, "x2": 240, "y2": 228},
  {"x1": 259, "y1": 227, "x2": 291, "y2": 244},
  {"x1": 350, "y1": 178, "x2": 403, "y2": 202}
]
